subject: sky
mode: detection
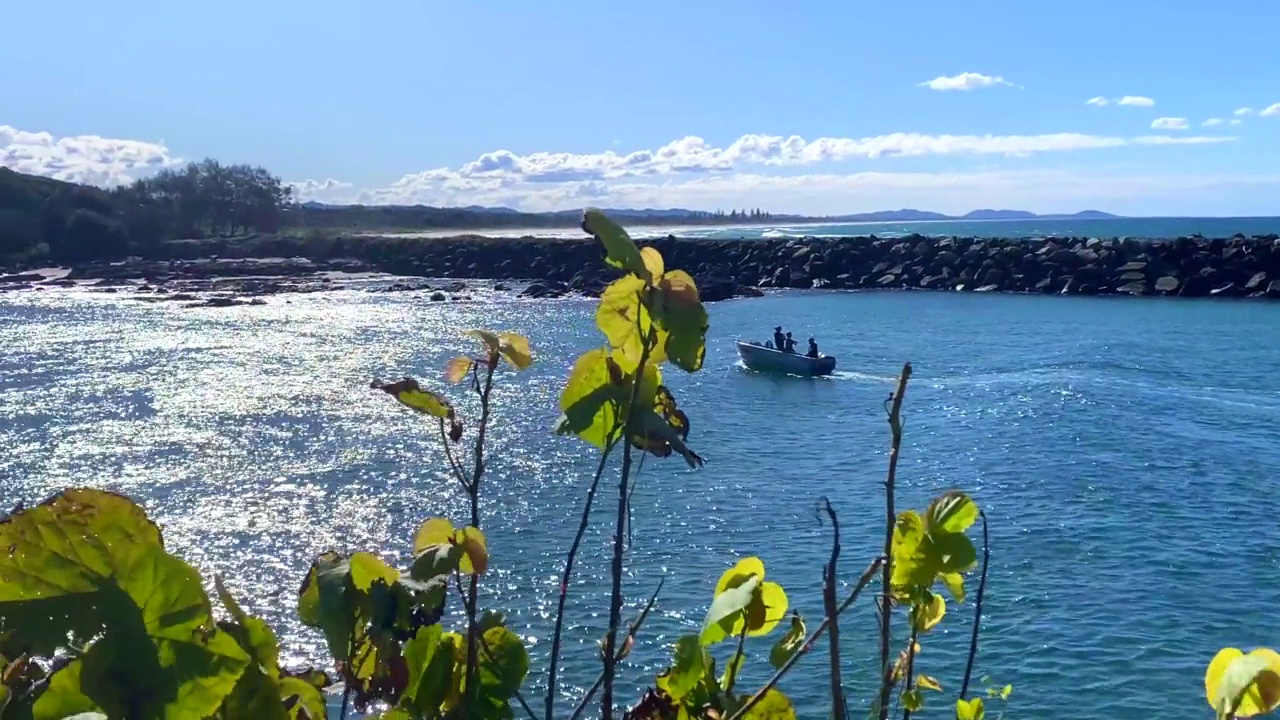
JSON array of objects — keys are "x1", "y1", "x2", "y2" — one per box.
[{"x1": 3, "y1": 0, "x2": 1280, "y2": 217}]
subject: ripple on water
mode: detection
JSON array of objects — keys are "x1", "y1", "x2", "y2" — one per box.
[{"x1": 3, "y1": 288, "x2": 1280, "y2": 719}]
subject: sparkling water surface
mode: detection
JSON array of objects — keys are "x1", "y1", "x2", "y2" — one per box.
[{"x1": 3, "y1": 286, "x2": 1280, "y2": 719}]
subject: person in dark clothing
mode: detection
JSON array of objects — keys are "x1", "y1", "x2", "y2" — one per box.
[
  {"x1": 772, "y1": 326, "x2": 785, "y2": 350},
  {"x1": 783, "y1": 332, "x2": 797, "y2": 353},
  {"x1": 806, "y1": 338, "x2": 819, "y2": 358}
]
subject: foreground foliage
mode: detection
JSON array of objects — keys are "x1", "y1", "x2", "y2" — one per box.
[{"x1": 0, "y1": 210, "x2": 1047, "y2": 720}]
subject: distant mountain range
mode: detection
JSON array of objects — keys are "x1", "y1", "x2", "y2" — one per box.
[{"x1": 296, "y1": 201, "x2": 1119, "y2": 224}]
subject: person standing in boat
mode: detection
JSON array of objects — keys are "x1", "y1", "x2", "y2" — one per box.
[
  {"x1": 783, "y1": 332, "x2": 797, "y2": 353},
  {"x1": 806, "y1": 337, "x2": 819, "y2": 358},
  {"x1": 772, "y1": 326, "x2": 786, "y2": 350}
]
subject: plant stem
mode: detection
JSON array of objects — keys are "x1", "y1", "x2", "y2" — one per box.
[
  {"x1": 724, "y1": 621, "x2": 750, "y2": 694},
  {"x1": 569, "y1": 579, "x2": 664, "y2": 720},
  {"x1": 601, "y1": 325, "x2": 655, "y2": 720},
  {"x1": 453, "y1": 575, "x2": 540, "y2": 720},
  {"x1": 878, "y1": 362, "x2": 912, "y2": 720},
  {"x1": 463, "y1": 359, "x2": 497, "y2": 716},
  {"x1": 901, "y1": 630, "x2": 919, "y2": 720},
  {"x1": 727, "y1": 557, "x2": 883, "y2": 720},
  {"x1": 820, "y1": 497, "x2": 848, "y2": 720},
  {"x1": 545, "y1": 438, "x2": 618, "y2": 720},
  {"x1": 960, "y1": 510, "x2": 990, "y2": 699}
]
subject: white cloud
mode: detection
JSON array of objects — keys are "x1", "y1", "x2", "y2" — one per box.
[
  {"x1": 0, "y1": 125, "x2": 180, "y2": 186},
  {"x1": 1150, "y1": 117, "x2": 1190, "y2": 130},
  {"x1": 1230, "y1": 118, "x2": 1243, "y2": 126},
  {"x1": 1085, "y1": 96, "x2": 1111, "y2": 106},
  {"x1": 1117, "y1": 96, "x2": 1156, "y2": 107},
  {"x1": 1260, "y1": 103, "x2": 1280, "y2": 117},
  {"x1": 1235, "y1": 107, "x2": 1253, "y2": 116},
  {"x1": 1202, "y1": 118, "x2": 1225, "y2": 127},
  {"x1": 918, "y1": 72, "x2": 1014, "y2": 91},
  {"x1": 0, "y1": 123, "x2": 1250, "y2": 215}
]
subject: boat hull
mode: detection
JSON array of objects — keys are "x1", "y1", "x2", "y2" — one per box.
[{"x1": 735, "y1": 341, "x2": 837, "y2": 377}]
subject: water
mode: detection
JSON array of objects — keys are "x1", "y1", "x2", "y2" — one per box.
[
  {"x1": 4, "y1": 285, "x2": 1280, "y2": 719},
  {"x1": 419, "y1": 215, "x2": 1280, "y2": 241}
]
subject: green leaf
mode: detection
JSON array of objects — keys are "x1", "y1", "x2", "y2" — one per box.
[
  {"x1": 769, "y1": 612, "x2": 806, "y2": 669},
  {"x1": 32, "y1": 660, "x2": 101, "y2": 720},
  {"x1": 0, "y1": 488, "x2": 162, "y2": 655},
  {"x1": 555, "y1": 348, "x2": 625, "y2": 450},
  {"x1": 891, "y1": 511, "x2": 938, "y2": 588},
  {"x1": 0, "y1": 489, "x2": 250, "y2": 719},
  {"x1": 719, "y1": 648, "x2": 746, "y2": 693},
  {"x1": 403, "y1": 626, "x2": 452, "y2": 715},
  {"x1": 279, "y1": 677, "x2": 326, "y2": 719},
  {"x1": 925, "y1": 491, "x2": 979, "y2": 534},
  {"x1": 903, "y1": 689, "x2": 924, "y2": 712},
  {"x1": 700, "y1": 575, "x2": 760, "y2": 645},
  {"x1": 934, "y1": 532, "x2": 979, "y2": 574},
  {"x1": 297, "y1": 552, "x2": 359, "y2": 663},
  {"x1": 582, "y1": 209, "x2": 648, "y2": 278},
  {"x1": 656, "y1": 636, "x2": 706, "y2": 702},
  {"x1": 477, "y1": 626, "x2": 529, "y2": 701},
  {"x1": 740, "y1": 688, "x2": 796, "y2": 719}
]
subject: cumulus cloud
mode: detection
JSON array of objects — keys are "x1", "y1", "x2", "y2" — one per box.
[
  {"x1": 918, "y1": 72, "x2": 1014, "y2": 91},
  {"x1": 1230, "y1": 118, "x2": 1243, "y2": 126},
  {"x1": 1150, "y1": 117, "x2": 1189, "y2": 131},
  {"x1": 1202, "y1": 118, "x2": 1225, "y2": 127},
  {"x1": 0, "y1": 125, "x2": 180, "y2": 186},
  {"x1": 1235, "y1": 107, "x2": 1253, "y2": 116},
  {"x1": 1117, "y1": 96, "x2": 1156, "y2": 107},
  {"x1": 1085, "y1": 96, "x2": 1111, "y2": 106},
  {"x1": 287, "y1": 178, "x2": 356, "y2": 203},
  {"x1": 1261, "y1": 103, "x2": 1280, "y2": 117}
]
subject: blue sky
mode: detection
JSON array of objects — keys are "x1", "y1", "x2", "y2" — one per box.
[{"x1": 3, "y1": 0, "x2": 1279, "y2": 215}]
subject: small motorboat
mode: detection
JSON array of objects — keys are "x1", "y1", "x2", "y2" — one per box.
[{"x1": 735, "y1": 340, "x2": 837, "y2": 377}]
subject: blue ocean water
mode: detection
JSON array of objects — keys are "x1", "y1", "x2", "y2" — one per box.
[
  {"x1": 3, "y1": 284, "x2": 1280, "y2": 719},
  {"x1": 626, "y1": 216, "x2": 1280, "y2": 241}
]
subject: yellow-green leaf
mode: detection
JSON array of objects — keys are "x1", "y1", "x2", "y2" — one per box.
[
  {"x1": 917, "y1": 675, "x2": 943, "y2": 692},
  {"x1": 701, "y1": 575, "x2": 760, "y2": 645},
  {"x1": 445, "y1": 357, "x2": 473, "y2": 384},
  {"x1": 749, "y1": 581, "x2": 789, "y2": 637},
  {"x1": 910, "y1": 592, "x2": 946, "y2": 633},
  {"x1": 940, "y1": 572, "x2": 966, "y2": 603},
  {"x1": 582, "y1": 209, "x2": 648, "y2": 278},
  {"x1": 597, "y1": 275, "x2": 646, "y2": 352},
  {"x1": 465, "y1": 329, "x2": 502, "y2": 356},
  {"x1": 955, "y1": 697, "x2": 985, "y2": 720},
  {"x1": 497, "y1": 332, "x2": 533, "y2": 370},
  {"x1": 455, "y1": 526, "x2": 488, "y2": 575},
  {"x1": 1206, "y1": 647, "x2": 1280, "y2": 718},
  {"x1": 715, "y1": 557, "x2": 766, "y2": 596},
  {"x1": 741, "y1": 688, "x2": 797, "y2": 719},
  {"x1": 654, "y1": 269, "x2": 707, "y2": 373},
  {"x1": 903, "y1": 689, "x2": 924, "y2": 712},
  {"x1": 925, "y1": 491, "x2": 979, "y2": 534},
  {"x1": 555, "y1": 348, "x2": 624, "y2": 450},
  {"x1": 1000, "y1": 684, "x2": 1013, "y2": 700},
  {"x1": 640, "y1": 246, "x2": 664, "y2": 280},
  {"x1": 769, "y1": 612, "x2": 807, "y2": 669},
  {"x1": 349, "y1": 552, "x2": 399, "y2": 591},
  {"x1": 371, "y1": 377, "x2": 453, "y2": 418}
]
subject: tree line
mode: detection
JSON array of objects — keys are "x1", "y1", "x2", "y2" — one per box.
[
  {"x1": 0, "y1": 159, "x2": 294, "y2": 264},
  {"x1": 0, "y1": 159, "x2": 782, "y2": 267}
]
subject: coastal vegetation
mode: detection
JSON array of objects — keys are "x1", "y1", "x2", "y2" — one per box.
[{"x1": 0, "y1": 212, "x2": 1277, "y2": 719}]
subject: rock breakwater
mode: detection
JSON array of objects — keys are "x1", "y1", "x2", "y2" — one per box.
[{"x1": 7, "y1": 232, "x2": 1280, "y2": 302}]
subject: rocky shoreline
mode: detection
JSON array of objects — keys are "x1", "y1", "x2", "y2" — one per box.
[{"x1": 5, "y1": 231, "x2": 1280, "y2": 304}]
